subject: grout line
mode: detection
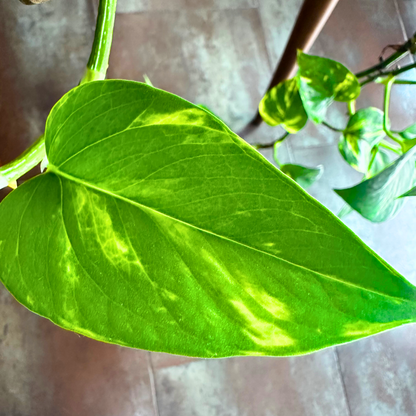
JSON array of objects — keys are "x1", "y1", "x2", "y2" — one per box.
[
  {"x1": 147, "y1": 352, "x2": 161, "y2": 416},
  {"x1": 334, "y1": 347, "x2": 353, "y2": 416},
  {"x1": 255, "y1": 2, "x2": 274, "y2": 75},
  {"x1": 392, "y1": 0, "x2": 409, "y2": 42},
  {"x1": 113, "y1": 7, "x2": 261, "y2": 15},
  {"x1": 392, "y1": 0, "x2": 416, "y2": 65}
]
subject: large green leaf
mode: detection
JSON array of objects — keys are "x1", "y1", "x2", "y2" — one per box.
[
  {"x1": 335, "y1": 147, "x2": 416, "y2": 222},
  {"x1": 339, "y1": 108, "x2": 385, "y2": 173},
  {"x1": 297, "y1": 52, "x2": 361, "y2": 123},
  {"x1": 259, "y1": 78, "x2": 308, "y2": 133},
  {"x1": 1, "y1": 81, "x2": 415, "y2": 358}
]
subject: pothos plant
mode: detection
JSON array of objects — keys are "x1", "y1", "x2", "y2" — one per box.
[
  {"x1": 0, "y1": 0, "x2": 415, "y2": 358},
  {"x1": 258, "y1": 35, "x2": 416, "y2": 223}
]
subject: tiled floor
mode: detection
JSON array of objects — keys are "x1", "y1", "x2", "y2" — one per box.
[{"x1": 1, "y1": 0, "x2": 416, "y2": 415}]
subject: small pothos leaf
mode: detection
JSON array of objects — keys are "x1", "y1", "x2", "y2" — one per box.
[
  {"x1": 1, "y1": 81, "x2": 415, "y2": 359},
  {"x1": 339, "y1": 108, "x2": 385, "y2": 173},
  {"x1": 297, "y1": 51, "x2": 361, "y2": 123},
  {"x1": 398, "y1": 123, "x2": 416, "y2": 153},
  {"x1": 335, "y1": 147, "x2": 416, "y2": 222},
  {"x1": 280, "y1": 164, "x2": 323, "y2": 189},
  {"x1": 259, "y1": 78, "x2": 308, "y2": 133}
]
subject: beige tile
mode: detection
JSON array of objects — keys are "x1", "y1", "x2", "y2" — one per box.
[
  {"x1": 0, "y1": 0, "x2": 95, "y2": 200},
  {"x1": 154, "y1": 350, "x2": 350, "y2": 416},
  {"x1": 337, "y1": 326, "x2": 416, "y2": 416},
  {"x1": 0, "y1": 290, "x2": 157, "y2": 416},
  {"x1": 258, "y1": 0, "x2": 303, "y2": 68},
  {"x1": 395, "y1": 0, "x2": 416, "y2": 40},
  {"x1": 97, "y1": 0, "x2": 258, "y2": 14},
  {"x1": 108, "y1": 9, "x2": 271, "y2": 131}
]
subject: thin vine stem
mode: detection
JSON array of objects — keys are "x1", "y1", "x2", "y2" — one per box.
[
  {"x1": 380, "y1": 140, "x2": 402, "y2": 155},
  {"x1": 355, "y1": 49, "x2": 409, "y2": 79},
  {"x1": 360, "y1": 62, "x2": 416, "y2": 86},
  {"x1": 355, "y1": 33, "x2": 416, "y2": 79},
  {"x1": 0, "y1": 0, "x2": 118, "y2": 189},
  {"x1": 0, "y1": 135, "x2": 45, "y2": 189},
  {"x1": 394, "y1": 79, "x2": 416, "y2": 85},
  {"x1": 322, "y1": 121, "x2": 344, "y2": 133},
  {"x1": 253, "y1": 132, "x2": 290, "y2": 149},
  {"x1": 347, "y1": 100, "x2": 356, "y2": 116},
  {"x1": 382, "y1": 76, "x2": 403, "y2": 145}
]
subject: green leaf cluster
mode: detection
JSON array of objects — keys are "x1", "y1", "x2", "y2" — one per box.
[
  {"x1": 258, "y1": 51, "x2": 416, "y2": 223},
  {"x1": 1, "y1": 80, "x2": 416, "y2": 358},
  {"x1": 259, "y1": 51, "x2": 360, "y2": 131}
]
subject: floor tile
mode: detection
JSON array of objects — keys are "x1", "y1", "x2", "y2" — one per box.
[
  {"x1": 0, "y1": 0, "x2": 95, "y2": 200},
  {"x1": 396, "y1": 0, "x2": 416, "y2": 41},
  {"x1": 154, "y1": 350, "x2": 349, "y2": 416},
  {"x1": 108, "y1": 9, "x2": 271, "y2": 132},
  {"x1": 258, "y1": 0, "x2": 303, "y2": 69},
  {"x1": 0, "y1": 290, "x2": 157, "y2": 416},
  {"x1": 103, "y1": 0, "x2": 258, "y2": 14},
  {"x1": 336, "y1": 325, "x2": 416, "y2": 416}
]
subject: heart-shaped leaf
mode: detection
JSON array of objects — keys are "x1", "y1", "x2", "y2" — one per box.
[
  {"x1": 280, "y1": 164, "x2": 323, "y2": 189},
  {"x1": 339, "y1": 108, "x2": 385, "y2": 173},
  {"x1": 259, "y1": 78, "x2": 308, "y2": 133},
  {"x1": 1, "y1": 81, "x2": 415, "y2": 358},
  {"x1": 297, "y1": 51, "x2": 361, "y2": 123},
  {"x1": 335, "y1": 147, "x2": 416, "y2": 222}
]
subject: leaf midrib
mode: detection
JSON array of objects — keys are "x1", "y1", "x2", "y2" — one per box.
[{"x1": 47, "y1": 165, "x2": 415, "y2": 304}]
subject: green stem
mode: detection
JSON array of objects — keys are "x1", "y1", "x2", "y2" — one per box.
[
  {"x1": 361, "y1": 62, "x2": 416, "y2": 87},
  {"x1": 80, "y1": 0, "x2": 118, "y2": 83},
  {"x1": 0, "y1": 135, "x2": 45, "y2": 188},
  {"x1": 347, "y1": 100, "x2": 356, "y2": 116},
  {"x1": 394, "y1": 79, "x2": 416, "y2": 85},
  {"x1": 383, "y1": 76, "x2": 403, "y2": 146},
  {"x1": 355, "y1": 33, "x2": 416, "y2": 79},
  {"x1": 253, "y1": 132, "x2": 289, "y2": 149},
  {"x1": 391, "y1": 62, "x2": 416, "y2": 77},
  {"x1": 0, "y1": 0, "x2": 118, "y2": 190},
  {"x1": 355, "y1": 49, "x2": 409, "y2": 79},
  {"x1": 380, "y1": 140, "x2": 402, "y2": 155}
]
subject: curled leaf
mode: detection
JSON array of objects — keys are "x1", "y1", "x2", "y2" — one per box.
[{"x1": 259, "y1": 78, "x2": 308, "y2": 133}]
